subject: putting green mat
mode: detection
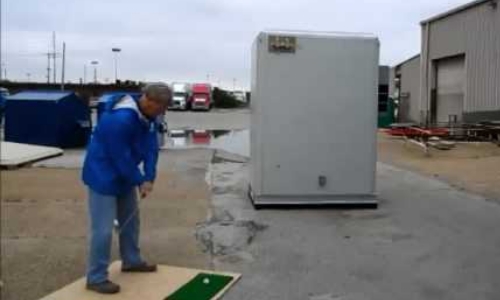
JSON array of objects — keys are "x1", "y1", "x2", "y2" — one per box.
[
  {"x1": 38, "y1": 261, "x2": 241, "y2": 300},
  {"x1": 165, "y1": 273, "x2": 234, "y2": 300}
]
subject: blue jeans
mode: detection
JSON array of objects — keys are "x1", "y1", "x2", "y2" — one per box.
[{"x1": 87, "y1": 188, "x2": 143, "y2": 284}]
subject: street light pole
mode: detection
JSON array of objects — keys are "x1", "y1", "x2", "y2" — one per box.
[
  {"x1": 112, "y1": 48, "x2": 121, "y2": 83},
  {"x1": 83, "y1": 64, "x2": 87, "y2": 84},
  {"x1": 61, "y1": 42, "x2": 66, "y2": 90},
  {"x1": 91, "y1": 60, "x2": 99, "y2": 84}
]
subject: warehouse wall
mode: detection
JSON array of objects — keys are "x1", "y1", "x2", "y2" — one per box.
[
  {"x1": 396, "y1": 55, "x2": 421, "y2": 123},
  {"x1": 421, "y1": 1, "x2": 500, "y2": 121},
  {"x1": 389, "y1": 68, "x2": 397, "y2": 98}
]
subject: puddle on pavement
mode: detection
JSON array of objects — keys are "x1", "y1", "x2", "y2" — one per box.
[{"x1": 164, "y1": 129, "x2": 249, "y2": 157}]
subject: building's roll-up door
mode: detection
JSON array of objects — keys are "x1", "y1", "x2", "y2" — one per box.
[{"x1": 436, "y1": 55, "x2": 465, "y2": 124}]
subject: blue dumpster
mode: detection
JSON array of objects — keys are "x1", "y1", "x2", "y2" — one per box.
[
  {"x1": 0, "y1": 95, "x2": 5, "y2": 127},
  {"x1": 5, "y1": 91, "x2": 91, "y2": 148}
]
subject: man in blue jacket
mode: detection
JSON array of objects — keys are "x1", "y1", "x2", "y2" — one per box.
[{"x1": 82, "y1": 83, "x2": 171, "y2": 294}]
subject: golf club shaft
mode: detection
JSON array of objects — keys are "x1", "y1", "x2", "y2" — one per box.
[{"x1": 114, "y1": 203, "x2": 140, "y2": 235}]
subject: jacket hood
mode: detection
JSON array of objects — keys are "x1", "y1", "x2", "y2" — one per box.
[{"x1": 106, "y1": 94, "x2": 148, "y2": 123}]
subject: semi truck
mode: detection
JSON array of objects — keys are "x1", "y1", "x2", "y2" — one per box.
[
  {"x1": 231, "y1": 90, "x2": 247, "y2": 103},
  {"x1": 191, "y1": 83, "x2": 212, "y2": 111},
  {"x1": 170, "y1": 83, "x2": 191, "y2": 110}
]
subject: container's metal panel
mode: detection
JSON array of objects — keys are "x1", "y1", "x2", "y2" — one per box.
[
  {"x1": 436, "y1": 56, "x2": 466, "y2": 123},
  {"x1": 262, "y1": 30, "x2": 376, "y2": 39},
  {"x1": 250, "y1": 37, "x2": 263, "y2": 194},
  {"x1": 421, "y1": 2, "x2": 500, "y2": 116},
  {"x1": 250, "y1": 32, "x2": 378, "y2": 203},
  {"x1": 399, "y1": 56, "x2": 422, "y2": 123}
]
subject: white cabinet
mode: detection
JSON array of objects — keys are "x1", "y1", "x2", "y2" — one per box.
[{"x1": 250, "y1": 31, "x2": 379, "y2": 206}]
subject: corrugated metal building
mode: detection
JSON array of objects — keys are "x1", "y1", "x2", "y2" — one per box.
[
  {"x1": 420, "y1": 0, "x2": 500, "y2": 124},
  {"x1": 392, "y1": 0, "x2": 499, "y2": 124},
  {"x1": 392, "y1": 55, "x2": 421, "y2": 123}
]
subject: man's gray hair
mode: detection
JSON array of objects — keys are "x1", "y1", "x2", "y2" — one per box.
[{"x1": 142, "y1": 82, "x2": 171, "y2": 104}]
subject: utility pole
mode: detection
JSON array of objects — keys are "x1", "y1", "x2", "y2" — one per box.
[
  {"x1": 91, "y1": 60, "x2": 99, "y2": 83},
  {"x1": 46, "y1": 52, "x2": 51, "y2": 83},
  {"x1": 83, "y1": 64, "x2": 87, "y2": 84},
  {"x1": 112, "y1": 47, "x2": 121, "y2": 83},
  {"x1": 52, "y1": 31, "x2": 56, "y2": 83},
  {"x1": 61, "y1": 42, "x2": 66, "y2": 90}
]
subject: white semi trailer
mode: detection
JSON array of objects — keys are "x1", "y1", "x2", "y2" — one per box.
[{"x1": 170, "y1": 83, "x2": 191, "y2": 110}]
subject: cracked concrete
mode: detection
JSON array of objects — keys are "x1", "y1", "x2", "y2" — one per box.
[
  {"x1": 206, "y1": 160, "x2": 500, "y2": 300},
  {"x1": 309, "y1": 293, "x2": 370, "y2": 300},
  {"x1": 193, "y1": 153, "x2": 268, "y2": 273},
  {"x1": 195, "y1": 157, "x2": 267, "y2": 257},
  {"x1": 195, "y1": 213, "x2": 268, "y2": 256}
]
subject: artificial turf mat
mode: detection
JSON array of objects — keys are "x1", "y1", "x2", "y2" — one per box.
[
  {"x1": 37, "y1": 262, "x2": 241, "y2": 300},
  {"x1": 165, "y1": 273, "x2": 234, "y2": 300}
]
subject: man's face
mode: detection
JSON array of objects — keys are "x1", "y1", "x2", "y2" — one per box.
[{"x1": 142, "y1": 96, "x2": 169, "y2": 119}]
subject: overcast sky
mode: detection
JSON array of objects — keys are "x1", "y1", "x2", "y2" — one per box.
[{"x1": 2, "y1": 0, "x2": 472, "y2": 89}]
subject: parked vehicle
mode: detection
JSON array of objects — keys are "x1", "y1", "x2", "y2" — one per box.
[
  {"x1": 231, "y1": 90, "x2": 247, "y2": 103},
  {"x1": 170, "y1": 83, "x2": 191, "y2": 110},
  {"x1": 191, "y1": 130, "x2": 211, "y2": 145},
  {"x1": 191, "y1": 83, "x2": 212, "y2": 111}
]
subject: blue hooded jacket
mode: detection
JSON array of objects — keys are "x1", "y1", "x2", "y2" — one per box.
[{"x1": 82, "y1": 94, "x2": 159, "y2": 196}]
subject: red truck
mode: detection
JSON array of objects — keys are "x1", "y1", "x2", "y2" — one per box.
[{"x1": 191, "y1": 83, "x2": 212, "y2": 111}]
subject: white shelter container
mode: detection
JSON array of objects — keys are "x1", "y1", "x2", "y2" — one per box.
[{"x1": 249, "y1": 30, "x2": 379, "y2": 207}]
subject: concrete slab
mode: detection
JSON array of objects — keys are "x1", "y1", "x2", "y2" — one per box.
[
  {"x1": 33, "y1": 149, "x2": 85, "y2": 169},
  {"x1": 39, "y1": 261, "x2": 240, "y2": 300},
  {"x1": 0, "y1": 142, "x2": 63, "y2": 168},
  {"x1": 1, "y1": 150, "x2": 214, "y2": 300},
  {"x1": 203, "y1": 161, "x2": 500, "y2": 300}
]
